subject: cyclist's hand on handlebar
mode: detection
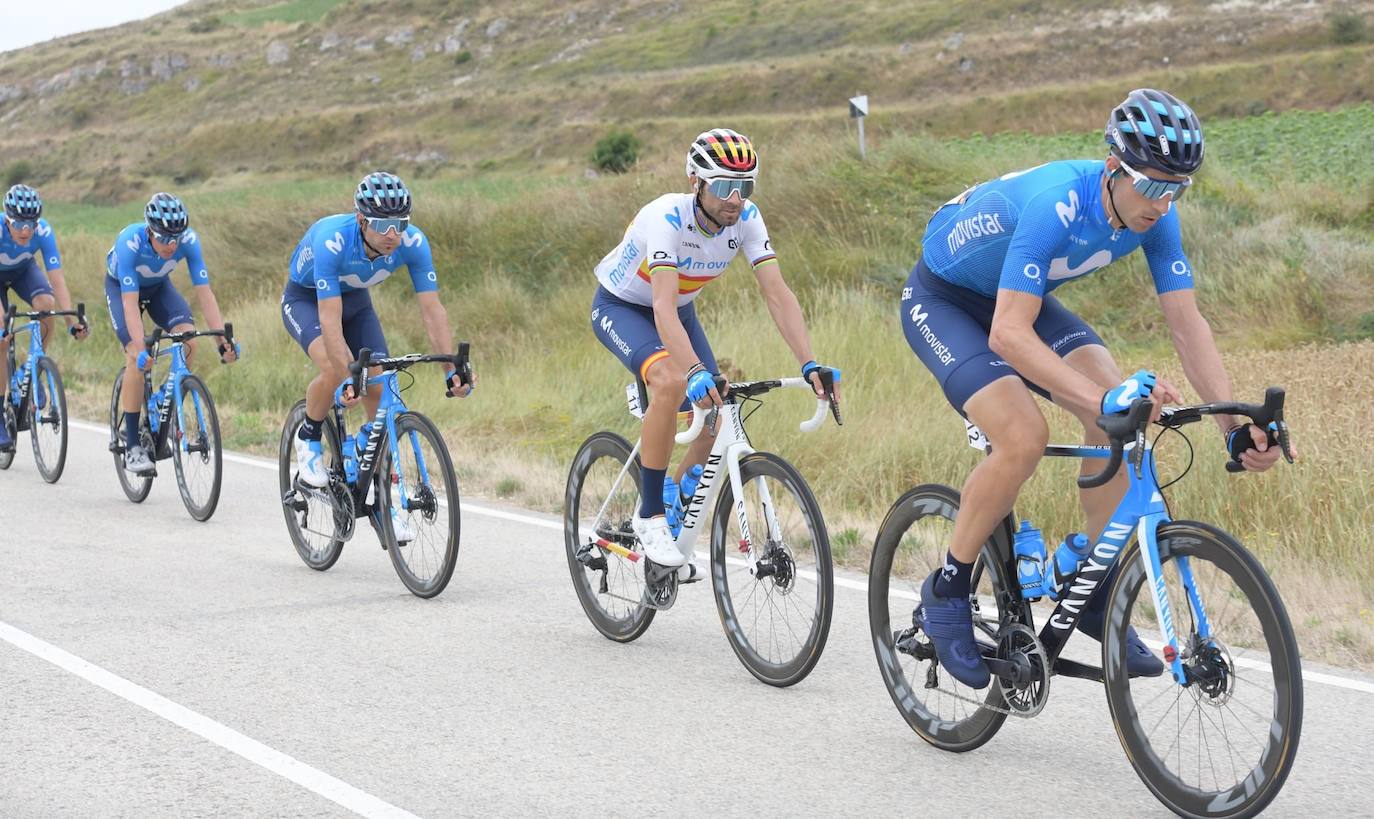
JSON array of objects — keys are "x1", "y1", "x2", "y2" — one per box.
[
  {"x1": 1101, "y1": 369, "x2": 1181, "y2": 424},
  {"x1": 69, "y1": 320, "x2": 89, "y2": 341},
  {"x1": 1226, "y1": 423, "x2": 1294, "y2": 472},
  {"x1": 445, "y1": 369, "x2": 474, "y2": 398},
  {"x1": 802, "y1": 360, "x2": 842, "y2": 401},
  {"x1": 218, "y1": 340, "x2": 240, "y2": 364},
  {"x1": 686, "y1": 368, "x2": 723, "y2": 408}
]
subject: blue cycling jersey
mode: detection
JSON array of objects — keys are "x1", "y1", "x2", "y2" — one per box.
[
  {"x1": 0, "y1": 218, "x2": 62, "y2": 276},
  {"x1": 287, "y1": 213, "x2": 437, "y2": 299},
  {"x1": 920, "y1": 160, "x2": 1194, "y2": 299},
  {"x1": 105, "y1": 222, "x2": 210, "y2": 293}
]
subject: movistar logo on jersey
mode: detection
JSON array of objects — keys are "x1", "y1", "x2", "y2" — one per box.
[
  {"x1": 678, "y1": 256, "x2": 728, "y2": 272},
  {"x1": 35, "y1": 222, "x2": 52, "y2": 237},
  {"x1": 740, "y1": 203, "x2": 759, "y2": 222},
  {"x1": 944, "y1": 212, "x2": 1005, "y2": 257},
  {"x1": 606, "y1": 242, "x2": 639, "y2": 286},
  {"x1": 325, "y1": 232, "x2": 345, "y2": 255},
  {"x1": 400, "y1": 231, "x2": 423, "y2": 248},
  {"x1": 664, "y1": 210, "x2": 683, "y2": 230},
  {"x1": 1056, "y1": 190, "x2": 1080, "y2": 228},
  {"x1": 907, "y1": 303, "x2": 956, "y2": 367}
]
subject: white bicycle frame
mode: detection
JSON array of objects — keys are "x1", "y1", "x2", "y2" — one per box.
[{"x1": 589, "y1": 377, "x2": 830, "y2": 574}]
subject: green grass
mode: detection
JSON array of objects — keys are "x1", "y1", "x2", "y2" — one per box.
[{"x1": 224, "y1": 0, "x2": 348, "y2": 26}]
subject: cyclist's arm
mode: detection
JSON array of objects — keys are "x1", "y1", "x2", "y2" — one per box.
[
  {"x1": 317, "y1": 296, "x2": 353, "y2": 375},
  {"x1": 43, "y1": 268, "x2": 80, "y2": 327},
  {"x1": 113, "y1": 242, "x2": 145, "y2": 348},
  {"x1": 753, "y1": 263, "x2": 815, "y2": 366},
  {"x1": 1157, "y1": 290, "x2": 1242, "y2": 435},
  {"x1": 121, "y1": 291, "x2": 145, "y2": 350},
  {"x1": 192, "y1": 283, "x2": 227, "y2": 332},
  {"x1": 650, "y1": 270, "x2": 701, "y2": 376},
  {"x1": 414, "y1": 291, "x2": 455, "y2": 375}
]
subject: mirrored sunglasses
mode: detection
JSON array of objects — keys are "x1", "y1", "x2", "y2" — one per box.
[
  {"x1": 366, "y1": 217, "x2": 409, "y2": 236},
  {"x1": 149, "y1": 228, "x2": 182, "y2": 245},
  {"x1": 706, "y1": 178, "x2": 755, "y2": 201},
  {"x1": 5, "y1": 216, "x2": 38, "y2": 231},
  {"x1": 1118, "y1": 158, "x2": 1191, "y2": 202}
]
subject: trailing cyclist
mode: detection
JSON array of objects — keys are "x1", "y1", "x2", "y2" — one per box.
[
  {"x1": 899, "y1": 89, "x2": 1289, "y2": 689},
  {"x1": 280, "y1": 171, "x2": 472, "y2": 539},
  {"x1": 0, "y1": 184, "x2": 88, "y2": 452},
  {"x1": 590, "y1": 128, "x2": 838, "y2": 578},
  {"x1": 106, "y1": 192, "x2": 237, "y2": 475}
]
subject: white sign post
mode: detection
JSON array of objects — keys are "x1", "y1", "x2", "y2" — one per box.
[{"x1": 849, "y1": 94, "x2": 869, "y2": 160}]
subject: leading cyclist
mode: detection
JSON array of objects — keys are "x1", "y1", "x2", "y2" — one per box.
[
  {"x1": 281, "y1": 172, "x2": 472, "y2": 540},
  {"x1": 900, "y1": 89, "x2": 1291, "y2": 689},
  {"x1": 590, "y1": 128, "x2": 838, "y2": 579},
  {"x1": 0, "y1": 184, "x2": 88, "y2": 452}
]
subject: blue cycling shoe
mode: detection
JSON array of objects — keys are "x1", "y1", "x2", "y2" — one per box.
[
  {"x1": 1078, "y1": 598, "x2": 1166, "y2": 678},
  {"x1": 915, "y1": 570, "x2": 991, "y2": 689}
]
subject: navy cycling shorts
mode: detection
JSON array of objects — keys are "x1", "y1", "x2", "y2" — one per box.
[
  {"x1": 901, "y1": 258, "x2": 1104, "y2": 415},
  {"x1": 104, "y1": 275, "x2": 195, "y2": 347},
  {"x1": 0, "y1": 259, "x2": 54, "y2": 315},
  {"x1": 280, "y1": 281, "x2": 390, "y2": 359},
  {"x1": 591, "y1": 286, "x2": 717, "y2": 410}
]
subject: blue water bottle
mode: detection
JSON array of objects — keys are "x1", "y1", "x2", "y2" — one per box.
[
  {"x1": 341, "y1": 433, "x2": 359, "y2": 484},
  {"x1": 355, "y1": 421, "x2": 374, "y2": 459},
  {"x1": 663, "y1": 476, "x2": 683, "y2": 537},
  {"x1": 1044, "y1": 533, "x2": 1092, "y2": 600},
  {"x1": 1012, "y1": 520, "x2": 1048, "y2": 600},
  {"x1": 679, "y1": 464, "x2": 704, "y2": 503}
]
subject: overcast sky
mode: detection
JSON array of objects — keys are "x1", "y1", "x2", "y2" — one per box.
[{"x1": 1, "y1": 0, "x2": 189, "y2": 54}]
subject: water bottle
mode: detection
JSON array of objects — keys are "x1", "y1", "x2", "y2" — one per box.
[
  {"x1": 354, "y1": 421, "x2": 375, "y2": 461},
  {"x1": 663, "y1": 476, "x2": 683, "y2": 537},
  {"x1": 1012, "y1": 520, "x2": 1048, "y2": 600},
  {"x1": 1044, "y1": 533, "x2": 1092, "y2": 600},
  {"x1": 341, "y1": 433, "x2": 359, "y2": 484},
  {"x1": 679, "y1": 463, "x2": 704, "y2": 504}
]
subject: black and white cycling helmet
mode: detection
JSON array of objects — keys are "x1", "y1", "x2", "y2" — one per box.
[
  {"x1": 354, "y1": 171, "x2": 412, "y2": 218},
  {"x1": 145, "y1": 192, "x2": 190, "y2": 236},
  {"x1": 4, "y1": 184, "x2": 43, "y2": 221},
  {"x1": 685, "y1": 128, "x2": 759, "y2": 181},
  {"x1": 1105, "y1": 88, "x2": 1204, "y2": 176}
]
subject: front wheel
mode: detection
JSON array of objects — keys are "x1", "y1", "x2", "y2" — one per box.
[
  {"x1": 109, "y1": 370, "x2": 153, "y2": 503},
  {"x1": 1104, "y1": 520, "x2": 1303, "y2": 819},
  {"x1": 379, "y1": 412, "x2": 461, "y2": 598},
  {"x1": 170, "y1": 374, "x2": 222, "y2": 521},
  {"x1": 563, "y1": 431, "x2": 655, "y2": 642},
  {"x1": 710, "y1": 451, "x2": 833, "y2": 687},
  {"x1": 867, "y1": 484, "x2": 1018, "y2": 752},
  {"x1": 28, "y1": 356, "x2": 68, "y2": 483}
]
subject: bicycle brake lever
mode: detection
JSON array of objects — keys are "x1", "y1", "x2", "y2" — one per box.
[{"x1": 706, "y1": 406, "x2": 720, "y2": 437}]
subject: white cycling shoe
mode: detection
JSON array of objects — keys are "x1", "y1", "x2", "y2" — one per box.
[
  {"x1": 632, "y1": 515, "x2": 686, "y2": 567},
  {"x1": 390, "y1": 506, "x2": 417, "y2": 544},
  {"x1": 294, "y1": 436, "x2": 329, "y2": 488}
]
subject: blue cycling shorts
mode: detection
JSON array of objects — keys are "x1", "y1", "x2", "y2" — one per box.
[
  {"x1": 104, "y1": 275, "x2": 194, "y2": 347},
  {"x1": 901, "y1": 258, "x2": 1104, "y2": 415},
  {"x1": 591, "y1": 286, "x2": 717, "y2": 411},
  {"x1": 0, "y1": 259, "x2": 54, "y2": 315},
  {"x1": 280, "y1": 281, "x2": 389, "y2": 358}
]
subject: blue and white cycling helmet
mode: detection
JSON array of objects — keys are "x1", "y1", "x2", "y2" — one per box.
[
  {"x1": 4, "y1": 184, "x2": 43, "y2": 221},
  {"x1": 145, "y1": 192, "x2": 190, "y2": 237},
  {"x1": 1105, "y1": 88, "x2": 1204, "y2": 177},
  {"x1": 354, "y1": 172, "x2": 411, "y2": 218}
]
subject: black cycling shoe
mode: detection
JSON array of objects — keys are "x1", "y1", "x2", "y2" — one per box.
[
  {"x1": 915, "y1": 570, "x2": 991, "y2": 689},
  {"x1": 1078, "y1": 598, "x2": 1166, "y2": 677}
]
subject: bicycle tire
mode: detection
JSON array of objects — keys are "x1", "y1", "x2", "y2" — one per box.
[
  {"x1": 709, "y1": 451, "x2": 834, "y2": 687},
  {"x1": 868, "y1": 484, "x2": 1018, "y2": 752},
  {"x1": 1104, "y1": 520, "x2": 1303, "y2": 819},
  {"x1": 563, "y1": 431, "x2": 655, "y2": 642},
  {"x1": 170, "y1": 374, "x2": 222, "y2": 522},
  {"x1": 109, "y1": 369, "x2": 153, "y2": 503},
  {"x1": 379, "y1": 411, "x2": 461, "y2": 598},
  {"x1": 0, "y1": 403, "x2": 15, "y2": 470},
  {"x1": 27, "y1": 356, "x2": 68, "y2": 483},
  {"x1": 278, "y1": 400, "x2": 346, "y2": 571}
]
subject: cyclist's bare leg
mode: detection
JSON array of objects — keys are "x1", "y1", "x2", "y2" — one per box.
[
  {"x1": 1056, "y1": 344, "x2": 1126, "y2": 542},
  {"x1": 0, "y1": 335, "x2": 9, "y2": 390},
  {"x1": 641, "y1": 356, "x2": 685, "y2": 471},
  {"x1": 676, "y1": 415, "x2": 717, "y2": 480},
  {"x1": 169, "y1": 321, "x2": 196, "y2": 367},
  {"x1": 304, "y1": 338, "x2": 379, "y2": 421},
  {"x1": 30, "y1": 292, "x2": 56, "y2": 346},
  {"x1": 121, "y1": 340, "x2": 146, "y2": 414},
  {"x1": 948, "y1": 376, "x2": 1048, "y2": 563}
]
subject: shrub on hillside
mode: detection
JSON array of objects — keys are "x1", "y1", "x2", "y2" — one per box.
[
  {"x1": 1331, "y1": 11, "x2": 1368, "y2": 44},
  {"x1": 3, "y1": 161, "x2": 33, "y2": 187},
  {"x1": 591, "y1": 130, "x2": 641, "y2": 174},
  {"x1": 189, "y1": 16, "x2": 223, "y2": 34}
]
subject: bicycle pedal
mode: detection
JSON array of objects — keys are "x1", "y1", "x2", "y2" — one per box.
[{"x1": 676, "y1": 562, "x2": 706, "y2": 584}]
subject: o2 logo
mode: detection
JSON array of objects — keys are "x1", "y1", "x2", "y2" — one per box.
[
  {"x1": 1023, "y1": 263, "x2": 1041, "y2": 281},
  {"x1": 1171, "y1": 260, "x2": 1191, "y2": 277}
]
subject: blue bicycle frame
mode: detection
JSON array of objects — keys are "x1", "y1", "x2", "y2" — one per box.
[
  {"x1": 329, "y1": 370, "x2": 434, "y2": 513},
  {"x1": 141, "y1": 341, "x2": 210, "y2": 459},
  {"x1": 3, "y1": 318, "x2": 54, "y2": 415}
]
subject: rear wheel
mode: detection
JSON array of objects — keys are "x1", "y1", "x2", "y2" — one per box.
[
  {"x1": 1105, "y1": 521, "x2": 1303, "y2": 819},
  {"x1": 0, "y1": 402, "x2": 15, "y2": 470},
  {"x1": 710, "y1": 451, "x2": 833, "y2": 687},
  {"x1": 170, "y1": 374, "x2": 222, "y2": 521},
  {"x1": 563, "y1": 431, "x2": 654, "y2": 642},
  {"x1": 278, "y1": 401, "x2": 348, "y2": 571},
  {"x1": 379, "y1": 412, "x2": 461, "y2": 598},
  {"x1": 109, "y1": 370, "x2": 153, "y2": 503},
  {"x1": 868, "y1": 484, "x2": 1017, "y2": 752}
]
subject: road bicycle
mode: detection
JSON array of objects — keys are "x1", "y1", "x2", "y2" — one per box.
[
  {"x1": 107, "y1": 325, "x2": 234, "y2": 521},
  {"x1": 565, "y1": 371, "x2": 841, "y2": 686},
  {"x1": 0, "y1": 303, "x2": 84, "y2": 482},
  {"x1": 278, "y1": 345, "x2": 472, "y2": 599},
  {"x1": 868, "y1": 389, "x2": 1301, "y2": 818}
]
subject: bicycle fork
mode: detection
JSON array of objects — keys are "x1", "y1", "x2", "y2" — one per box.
[{"x1": 1136, "y1": 514, "x2": 1214, "y2": 687}]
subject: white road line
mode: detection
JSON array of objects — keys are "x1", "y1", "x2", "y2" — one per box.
[
  {"x1": 0, "y1": 621, "x2": 420, "y2": 819},
  {"x1": 65, "y1": 421, "x2": 1374, "y2": 695}
]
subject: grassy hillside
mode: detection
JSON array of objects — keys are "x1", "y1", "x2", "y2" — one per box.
[{"x1": 3, "y1": 1, "x2": 1373, "y2": 665}]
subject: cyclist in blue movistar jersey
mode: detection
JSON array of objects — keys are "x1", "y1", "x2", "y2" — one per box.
[
  {"x1": 0, "y1": 184, "x2": 88, "y2": 452},
  {"x1": 900, "y1": 89, "x2": 1291, "y2": 689},
  {"x1": 590, "y1": 128, "x2": 838, "y2": 577},
  {"x1": 106, "y1": 192, "x2": 237, "y2": 474},
  {"x1": 281, "y1": 172, "x2": 471, "y2": 534}
]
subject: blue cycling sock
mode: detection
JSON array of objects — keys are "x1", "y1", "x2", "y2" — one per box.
[
  {"x1": 298, "y1": 415, "x2": 323, "y2": 442},
  {"x1": 123, "y1": 412, "x2": 140, "y2": 449},
  {"x1": 934, "y1": 550, "x2": 974, "y2": 599},
  {"x1": 639, "y1": 466, "x2": 667, "y2": 518}
]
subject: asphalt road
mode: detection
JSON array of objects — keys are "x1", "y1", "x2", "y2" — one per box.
[{"x1": 2, "y1": 422, "x2": 1371, "y2": 818}]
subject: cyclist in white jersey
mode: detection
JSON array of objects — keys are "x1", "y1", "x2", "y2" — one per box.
[{"x1": 590, "y1": 128, "x2": 839, "y2": 575}]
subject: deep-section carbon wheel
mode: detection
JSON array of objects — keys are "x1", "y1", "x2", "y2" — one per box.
[
  {"x1": 170, "y1": 374, "x2": 222, "y2": 521},
  {"x1": 380, "y1": 411, "x2": 460, "y2": 598}
]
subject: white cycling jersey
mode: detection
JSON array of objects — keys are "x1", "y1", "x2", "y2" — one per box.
[{"x1": 593, "y1": 193, "x2": 776, "y2": 307}]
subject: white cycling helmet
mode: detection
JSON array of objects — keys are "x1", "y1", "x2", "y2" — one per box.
[{"x1": 685, "y1": 128, "x2": 758, "y2": 181}]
